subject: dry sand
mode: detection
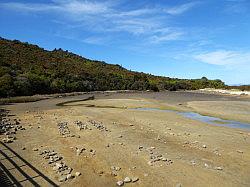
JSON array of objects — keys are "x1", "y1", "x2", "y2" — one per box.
[{"x1": 1, "y1": 91, "x2": 250, "y2": 187}]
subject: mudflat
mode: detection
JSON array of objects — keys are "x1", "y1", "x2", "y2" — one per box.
[{"x1": 1, "y1": 91, "x2": 250, "y2": 187}]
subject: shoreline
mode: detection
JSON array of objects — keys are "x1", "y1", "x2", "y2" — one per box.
[{"x1": 1, "y1": 88, "x2": 249, "y2": 105}]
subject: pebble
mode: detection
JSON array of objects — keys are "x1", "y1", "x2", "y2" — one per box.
[
  {"x1": 117, "y1": 181, "x2": 124, "y2": 186},
  {"x1": 111, "y1": 171, "x2": 118, "y2": 176},
  {"x1": 66, "y1": 174, "x2": 74, "y2": 180},
  {"x1": 124, "y1": 177, "x2": 131, "y2": 183},
  {"x1": 75, "y1": 172, "x2": 81, "y2": 177},
  {"x1": 190, "y1": 160, "x2": 196, "y2": 165},
  {"x1": 161, "y1": 157, "x2": 168, "y2": 161},
  {"x1": 214, "y1": 166, "x2": 223, "y2": 171},
  {"x1": 237, "y1": 150, "x2": 243, "y2": 154},
  {"x1": 148, "y1": 161, "x2": 153, "y2": 166},
  {"x1": 131, "y1": 177, "x2": 139, "y2": 182},
  {"x1": 115, "y1": 166, "x2": 121, "y2": 171},
  {"x1": 58, "y1": 176, "x2": 67, "y2": 182},
  {"x1": 76, "y1": 148, "x2": 84, "y2": 156}
]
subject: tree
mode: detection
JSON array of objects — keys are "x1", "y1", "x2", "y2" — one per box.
[{"x1": 0, "y1": 74, "x2": 14, "y2": 97}]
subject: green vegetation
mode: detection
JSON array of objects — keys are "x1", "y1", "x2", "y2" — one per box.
[
  {"x1": 0, "y1": 37, "x2": 226, "y2": 97},
  {"x1": 226, "y1": 85, "x2": 250, "y2": 91}
]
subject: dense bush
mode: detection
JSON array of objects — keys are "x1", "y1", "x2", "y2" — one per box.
[{"x1": 0, "y1": 37, "x2": 226, "y2": 97}]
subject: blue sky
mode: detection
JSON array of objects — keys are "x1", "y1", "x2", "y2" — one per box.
[{"x1": 0, "y1": 0, "x2": 249, "y2": 85}]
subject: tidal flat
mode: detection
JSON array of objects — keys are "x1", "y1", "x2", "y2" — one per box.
[{"x1": 1, "y1": 91, "x2": 250, "y2": 186}]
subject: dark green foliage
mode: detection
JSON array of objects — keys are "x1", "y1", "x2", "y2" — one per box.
[
  {"x1": 226, "y1": 85, "x2": 250, "y2": 91},
  {"x1": 0, "y1": 38, "x2": 226, "y2": 97}
]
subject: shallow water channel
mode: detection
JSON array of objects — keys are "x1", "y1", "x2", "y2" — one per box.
[{"x1": 133, "y1": 108, "x2": 250, "y2": 131}]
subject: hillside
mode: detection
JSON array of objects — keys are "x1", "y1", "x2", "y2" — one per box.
[{"x1": 0, "y1": 37, "x2": 225, "y2": 97}]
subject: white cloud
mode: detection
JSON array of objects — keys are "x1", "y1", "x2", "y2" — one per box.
[
  {"x1": 164, "y1": 2, "x2": 199, "y2": 15},
  {"x1": 0, "y1": 0, "x2": 198, "y2": 44},
  {"x1": 194, "y1": 50, "x2": 250, "y2": 66},
  {"x1": 150, "y1": 32, "x2": 184, "y2": 43},
  {"x1": 81, "y1": 36, "x2": 108, "y2": 45},
  {"x1": 0, "y1": 0, "x2": 111, "y2": 14}
]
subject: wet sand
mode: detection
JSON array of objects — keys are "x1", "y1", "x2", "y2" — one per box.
[{"x1": 1, "y1": 91, "x2": 250, "y2": 187}]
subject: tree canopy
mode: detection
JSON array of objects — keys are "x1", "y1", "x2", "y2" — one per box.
[{"x1": 0, "y1": 37, "x2": 226, "y2": 97}]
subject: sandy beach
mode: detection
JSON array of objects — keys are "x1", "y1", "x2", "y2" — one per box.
[{"x1": 1, "y1": 91, "x2": 250, "y2": 187}]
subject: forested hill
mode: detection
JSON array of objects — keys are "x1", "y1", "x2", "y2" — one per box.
[{"x1": 0, "y1": 37, "x2": 225, "y2": 97}]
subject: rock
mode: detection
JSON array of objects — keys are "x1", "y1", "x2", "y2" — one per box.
[
  {"x1": 214, "y1": 166, "x2": 223, "y2": 170},
  {"x1": 2, "y1": 138, "x2": 13, "y2": 143},
  {"x1": 22, "y1": 147, "x2": 26, "y2": 150},
  {"x1": 139, "y1": 145, "x2": 143, "y2": 149},
  {"x1": 111, "y1": 171, "x2": 118, "y2": 176},
  {"x1": 75, "y1": 172, "x2": 81, "y2": 177},
  {"x1": 58, "y1": 176, "x2": 67, "y2": 182},
  {"x1": 202, "y1": 145, "x2": 207, "y2": 148},
  {"x1": 237, "y1": 150, "x2": 243, "y2": 154},
  {"x1": 131, "y1": 177, "x2": 139, "y2": 182},
  {"x1": 147, "y1": 161, "x2": 153, "y2": 166},
  {"x1": 117, "y1": 181, "x2": 124, "y2": 186},
  {"x1": 161, "y1": 157, "x2": 168, "y2": 161},
  {"x1": 76, "y1": 148, "x2": 83, "y2": 156},
  {"x1": 124, "y1": 177, "x2": 131, "y2": 183},
  {"x1": 190, "y1": 160, "x2": 196, "y2": 165},
  {"x1": 66, "y1": 174, "x2": 74, "y2": 180},
  {"x1": 33, "y1": 148, "x2": 39, "y2": 151},
  {"x1": 55, "y1": 163, "x2": 63, "y2": 169},
  {"x1": 115, "y1": 166, "x2": 121, "y2": 171}
]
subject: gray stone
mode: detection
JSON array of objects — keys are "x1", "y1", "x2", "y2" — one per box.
[
  {"x1": 124, "y1": 177, "x2": 131, "y2": 183},
  {"x1": 58, "y1": 176, "x2": 67, "y2": 182},
  {"x1": 131, "y1": 177, "x2": 139, "y2": 182},
  {"x1": 66, "y1": 174, "x2": 74, "y2": 180},
  {"x1": 115, "y1": 166, "x2": 121, "y2": 171},
  {"x1": 237, "y1": 150, "x2": 243, "y2": 154},
  {"x1": 215, "y1": 166, "x2": 223, "y2": 171},
  {"x1": 75, "y1": 172, "x2": 81, "y2": 177},
  {"x1": 161, "y1": 157, "x2": 168, "y2": 161},
  {"x1": 117, "y1": 181, "x2": 124, "y2": 186}
]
